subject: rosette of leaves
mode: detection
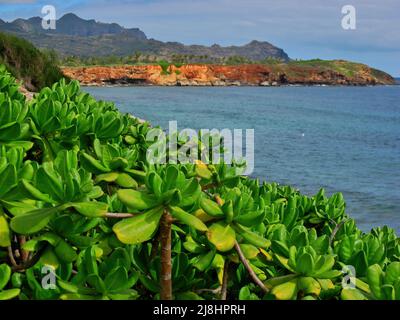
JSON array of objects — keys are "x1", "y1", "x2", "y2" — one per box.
[
  {"x1": 80, "y1": 139, "x2": 142, "y2": 189},
  {"x1": 130, "y1": 241, "x2": 205, "y2": 300},
  {"x1": 195, "y1": 161, "x2": 243, "y2": 190},
  {"x1": 341, "y1": 262, "x2": 400, "y2": 300},
  {"x1": 182, "y1": 230, "x2": 228, "y2": 288},
  {"x1": 198, "y1": 187, "x2": 270, "y2": 253},
  {"x1": 0, "y1": 146, "x2": 37, "y2": 248},
  {"x1": 111, "y1": 164, "x2": 206, "y2": 299},
  {"x1": 0, "y1": 146, "x2": 36, "y2": 202},
  {"x1": 365, "y1": 262, "x2": 400, "y2": 300},
  {"x1": 28, "y1": 80, "x2": 130, "y2": 161},
  {"x1": 0, "y1": 91, "x2": 32, "y2": 150},
  {"x1": 112, "y1": 164, "x2": 205, "y2": 244},
  {"x1": 9, "y1": 149, "x2": 106, "y2": 236},
  {"x1": 0, "y1": 65, "x2": 25, "y2": 101},
  {"x1": 187, "y1": 184, "x2": 272, "y2": 297},
  {"x1": 334, "y1": 233, "x2": 386, "y2": 277},
  {"x1": 265, "y1": 225, "x2": 341, "y2": 300},
  {"x1": 370, "y1": 226, "x2": 400, "y2": 262},
  {"x1": 124, "y1": 122, "x2": 153, "y2": 156},
  {"x1": 56, "y1": 246, "x2": 139, "y2": 300},
  {"x1": 306, "y1": 189, "x2": 347, "y2": 227}
]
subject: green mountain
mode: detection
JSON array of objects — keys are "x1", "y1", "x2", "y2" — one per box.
[{"x1": 0, "y1": 13, "x2": 290, "y2": 62}]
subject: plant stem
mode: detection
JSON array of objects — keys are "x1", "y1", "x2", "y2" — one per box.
[
  {"x1": 234, "y1": 241, "x2": 269, "y2": 293},
  {"x1": 18, "y1": 236, "x2": 29, "y2": 263},
  {"x1": 11, "y1": 246, "x2": 45, "y2": 272},
  {"x1": 7, "y1": 246, "x2": 18, "y2": 267},
  {"x1": 160, "y1": 208, "x2": 173, "y2": 300},
  {"x1": 201, "y1": 183, "x2": 218, "y2": 191},
  {"x1": 329, "y1": 218, "x2": 348, "y2": 246},
  {"x1": 150, "y1": 231, "x2": 161, "y2": 261},
  {"x1": 221, "y1": 260, "x2": 229, "y2": 300},
  {"x1": 105, "y1": 212, "x2": 135, "y2": 218}
]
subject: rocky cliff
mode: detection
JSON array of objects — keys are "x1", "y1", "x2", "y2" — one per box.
[{"x1": 62, "y1": 61, "x2": 395, "y2": 86}]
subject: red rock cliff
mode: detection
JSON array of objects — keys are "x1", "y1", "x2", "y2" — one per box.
[{"x1": 62, "y1": 63, "x2": 395, "y2": 86}]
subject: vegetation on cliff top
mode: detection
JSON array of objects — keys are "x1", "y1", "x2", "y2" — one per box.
[
  {"x1": 0, "y1": 32, "x2": 64, "y2": 91},
  {"x1": 0, "y1": 65, "x2": 399, "y2": 300},
  {"x1": 60, "y1": 55, "x2": 394, "y2": 85}
]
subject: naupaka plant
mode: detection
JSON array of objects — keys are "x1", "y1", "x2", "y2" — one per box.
[
  {"x1": 112, "y1": 164, "x2": 206, "y2": 299},
  {"x1": 0, "y1": 65, "x2": 399, "y2": 301}
]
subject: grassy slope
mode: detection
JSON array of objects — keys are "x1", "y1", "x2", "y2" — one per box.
[
  {"x1": 0, "y1": 32, "x2": 65, "y2": 91},
  {"x1": 288, "y1": 59, "x2": 393, "y2": 82}
]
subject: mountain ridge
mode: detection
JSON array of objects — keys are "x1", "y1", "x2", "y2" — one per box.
[{"x1": 0, "y1": 13, "x2": 290, "y2": 61}]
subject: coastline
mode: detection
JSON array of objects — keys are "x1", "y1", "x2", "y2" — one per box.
[{"x1": 62, "y1": 63, "x2": 396, "y2": 87}]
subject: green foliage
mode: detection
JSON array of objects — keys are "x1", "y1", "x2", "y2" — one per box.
[
  {"x1": 158, "y1": 60, "x2": 171, "y2": 75},
  {"x1": 0, "y1": 32, "x2": 64, "y2": 91},
  {"x1": 0, "y1": 64, "x2": 398, "y2": 300}
]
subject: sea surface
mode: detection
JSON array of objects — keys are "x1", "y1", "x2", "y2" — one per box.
[{"x1": 84, "y1": 85, "x2": 400, "y2": 233}]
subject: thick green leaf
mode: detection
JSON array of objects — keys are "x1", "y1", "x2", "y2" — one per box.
[
  {"x1": 0, "y1": 288, "x2": 20, "y2": 300},
  {"x1": 70, "y1": 202, "x2": 108, "y2": 218},
  {"x1": 0, "y1": 263, "x2": 11, "y2": 290},
  {"x1": 0, "y1": 164, "x2": 17, "y2": 197},
  {"x1": 117, "y1": 189, "x2": 158, "y2": 211},
  {"x1": 113, "y1": 206, "x2": 163, "y2": 244},
  {"x1": 233, "y1": 224, "x2": 271, "y2": 249},
  {"x1": 296, "y1": 253, "x2": 314, "y2": 275},
  {"x1": 21, "y1": 179, "x2": 53, "y2": 203},
  {"x1": 366, "y1": 264, "x2": 383, "y2": 299},
  {"x1": 170, "y1": 206, "x2": 208, "y2": 232},
  {"x1": 271, "y1": 280, "x2": 298, "y2": 300},
  {"x1": 206, "y1": 222, "x2": 236, "y2": 252},
  {"x1": 0, "y1": 214, "x2": 11, "y2": 247},
  {"x1": 341, "y1": 288, "x2": 368, "y2": 300},
  {"x1": 10, "y1": 206, "x2": 59, "y2": 234},
  {"x1": 200, "y1": 198, "x2": 224, "y2": 217},
  {"x1": 192, "y1": 250, "x2": 216, "y2": 272},
  {"x1": 104, "y1": 267, "x2": 128, "y2": 292}
]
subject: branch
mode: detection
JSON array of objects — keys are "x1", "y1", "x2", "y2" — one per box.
[
  {"x1": 7, "y1": 246, "x2": 18, "y2": 268},
  {"x1": 160, "y1": 208, "x2": 173, "y2": 300},
  {"x1": 201, "y1": 183, "x2": 218, "y2": 191},
  {"x1": 234, "y1": 241, "x2": 269, "y2": 293},
  {"x1": 329, "y1": 218, "x2": 348, "y2": 246},
  {"x1": 11, "y1": 246, "x2": 45, "y2": 272},
  {"x1": 105, "y1": 212, "x2": 136, "y2": 218},
  {"x1": 220, "y1": 260, "x2": 229, "y2": 300},
  {"x1": 18, "y1": 236, "x2": 29, "y2": 263}
]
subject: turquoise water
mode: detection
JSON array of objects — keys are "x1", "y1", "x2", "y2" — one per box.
[{"x1": 84, "y1": 86, "x2": 400, "y2": 233}]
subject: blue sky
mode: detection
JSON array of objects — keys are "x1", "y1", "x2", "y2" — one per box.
[{"x1": 0, "y1": 0, "x2": 399, "y2": 76}]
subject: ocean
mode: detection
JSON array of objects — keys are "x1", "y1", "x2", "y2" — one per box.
[{"x1": 84, "y1": 85, "x2": 400, "y2": 233}]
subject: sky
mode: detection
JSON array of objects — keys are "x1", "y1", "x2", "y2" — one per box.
[{"x1": 0, "y1": 0, "x2": 399, "y2": 76}]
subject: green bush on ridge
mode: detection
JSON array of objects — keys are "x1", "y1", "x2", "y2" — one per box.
[
  {"x1": 0, "y1": 65, "x2": 399, "y2": 300},
  {"x1": 0, "y1": 32, "x2": 64, "y2": 91}
]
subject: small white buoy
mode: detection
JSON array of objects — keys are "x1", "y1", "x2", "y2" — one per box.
[{"x1": 301, "y1": 133, "x2": 305, "y2": 137}]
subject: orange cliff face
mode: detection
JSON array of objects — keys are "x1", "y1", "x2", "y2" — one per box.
[
  {"x1": 61, "y1": 64, "x2": 395, "y2": 86},
  {"x1": 61, "y1": 64, "x2": 275, "y2": 86}
]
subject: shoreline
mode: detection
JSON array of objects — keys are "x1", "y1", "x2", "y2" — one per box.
[
  {"x1": 62, "y1": 63, "x2": 396, "y2": 87},
  {"x1": 81, "y1": 82, "x2": 399, "y2": 88}
]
